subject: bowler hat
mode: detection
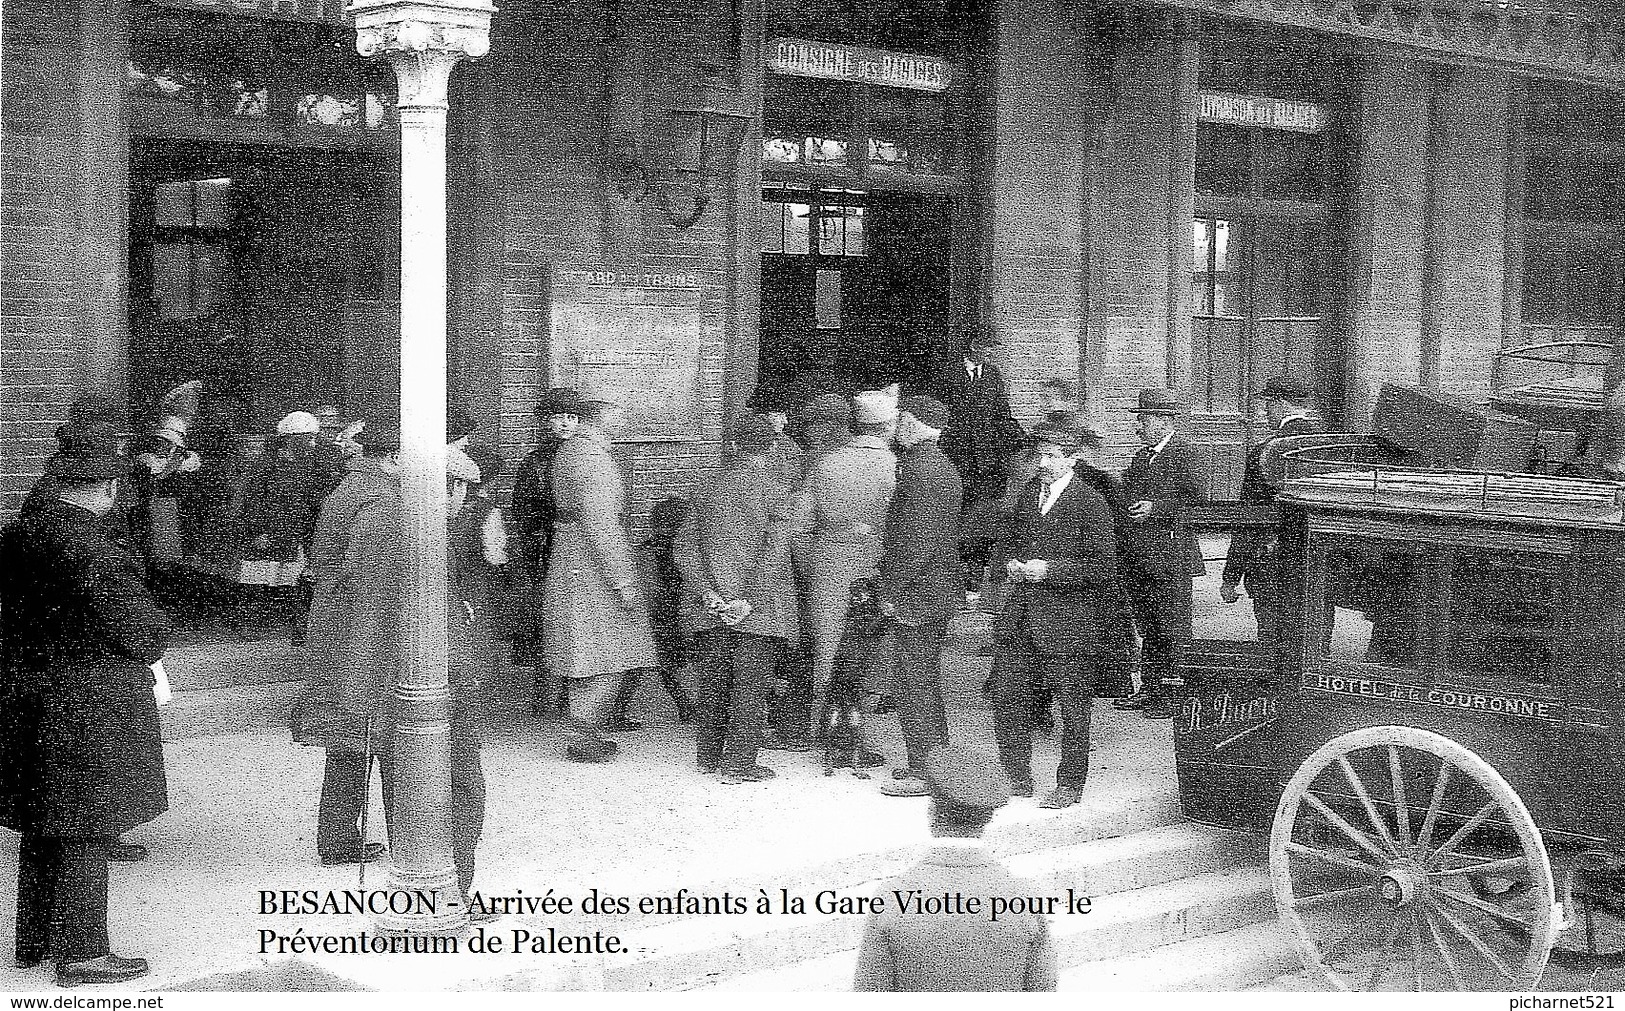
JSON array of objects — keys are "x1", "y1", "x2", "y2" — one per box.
[
  {"x1": 355, "y1": 424, "x2": 401, "y2": 454},
  {"x1": 52, "y1": 443, "x2": 127, "y2": 483},
  {"x1": 1031, "y1": 415, "x2": 1083, "y2": 451},
  {"x1": 922, "y1": 745, "x2": 1011, "y2": 815},
  {"x1": 539, "y1": 387, "x2": 583, "y2": 418},
  {"x1": 728, "y1": 414, "x2": 778, "y2": 452},
  {"x1": 1132, "y1": 388, "x2": 1182, "y2": 416},
  {"x1": 1259, "y1": 375, "x2": 1314, "y2": 403},
  {"x1": 447, "y1": 404, "x2": 476, "y2": 443},
  {"x1": 900, "y1": 394, "x2": 950, "y2": 432}
]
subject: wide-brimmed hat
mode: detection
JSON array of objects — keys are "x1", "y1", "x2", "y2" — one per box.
[
  {"x1": 1258, "y1": 375, "x2": 1314, "y2": 403},
  {"x1": 852, "y1": 383, "x2": 900, "y2": 425},
  {"x1": 1132, "y1": 388, "x2": 1182, "y2": 416},
  {"x1": 900, "y1": 394, "x2": 950, "y2": 432},
  {"x1": 923, "y1": 745, "x2": 1011, "y2": 817},
  {"x1": 538, "y1": 387, "x2": 583, "y2": 418}
]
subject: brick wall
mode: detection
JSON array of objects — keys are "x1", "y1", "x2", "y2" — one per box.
[
  {"x1": 983, "y1": 0, "x2": 1086, "y2": 424},
  {"x1": 1431, "y1": 68, "x2": 1509, "y2": 402},
  {"x1": 1, "y1": 0, "x2": 83, "y2": 514}
]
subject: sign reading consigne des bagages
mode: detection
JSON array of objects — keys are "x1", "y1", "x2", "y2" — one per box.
[
  {"x1": 768, "y1": 37, "x2": 952, "y2": 93},
  {"x1": 549, "y1": 269, "x2": 705, "y2": 443}
]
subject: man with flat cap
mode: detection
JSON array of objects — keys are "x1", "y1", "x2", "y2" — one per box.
[
  {"x1": 2, "y1": 440, "x2": 175, "y2": 986},
  {"x1": 1115, "y1": 389, "x2": 1207, "y2": 720},
  {"x1": 543, "y1": 384, "x2": 659, "y2": 761},
  {"x1": 673, "y1": 415, "x2": 799, "y2": 784},
  {"x1": 511, "y1": 387, "x2": 582, "y2": 710},
  {"x1": 875, "y1": 395, "x2": 963, "y2": 796},
  {"x1": 989, "y1": 414, "x2": 1118, "y2": 809},
  {"x1": 1220, "y1": 376, "x2": 1322, "y2": 644},
  {"x1": 853, "y1": 744, "x2": 1056, "y2": 991}
]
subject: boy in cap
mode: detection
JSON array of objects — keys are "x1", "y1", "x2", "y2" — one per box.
[
  {"x1": 1219, "y1": 376, "x2": 1322, "y2": 644},
  {"x1": 1115, "y1": 389, "x2": 1207, "y2": 720},
  {"x1": 853, "y1": 745, "x2": 1056, "y2": 990},
  {"x1": 874, "y1": 395, "x2": 963, "y2": 796},
  {"x1": 673, "y1": 415, "x2": 799, "y2": 783}
]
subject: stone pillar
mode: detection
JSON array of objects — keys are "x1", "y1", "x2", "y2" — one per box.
[
  {"x1": 349, "y1": 0, "x2": 493, "y2": 934},
  {"x1": 77, "y1": 0, "x2": 128, "y2": 406}
]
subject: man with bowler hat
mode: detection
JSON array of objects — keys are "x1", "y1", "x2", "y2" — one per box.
[
  {"x1": 1220, "y1": 376, "x2": 1323, "y2": 644},
  {"x1": 989, "y1": 415, "x2": 1118, "y2": 809},
  {"x1": 875, "y1": 395, "x2": 963, "y2": 796},
  {"x1": 853, "y1": 745, "x2": 1056, "y2": 991},
  {"x1": 1115, "y1": 389, "x2": 1206, "y2": 720},
  {"x1": 2, "y1": 440, "x2": 174, "y2": 986}
]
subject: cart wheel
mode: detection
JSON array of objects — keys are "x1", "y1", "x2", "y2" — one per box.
[
  {"x1": 1549, "y1": 867, "x2": 1625, "y2": 967},
  {"x1": 1269, "y1": 727, "x2": 1559, "y2": 991}
]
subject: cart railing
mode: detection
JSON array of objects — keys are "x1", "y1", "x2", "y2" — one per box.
[
  {"x1": 1490, "y1": 339, "x2": 1616, "y2": 414},
  {"x1": 1279, "y1": 441, "x2": 1625, "y2": 524}
]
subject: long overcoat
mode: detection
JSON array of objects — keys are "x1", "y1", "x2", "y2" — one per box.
[
  {"x1": 0, "y1": 500, "x2": 175, "y2": 838},
  {"x1": 542, "y1": 430, "x2": 659, "y2": 679},
  {"x1": 293, "y1": 458, "x2": 403, "y2": 753},
  {"x1": 878, "y1": 439, "x2": 963, "y2": 627},
  {"x1": 673, "y1": 455, "x2": 798, "y2": 640},
  {"x1": 449, "y1": 490, "x2": 505, "y2": 698}
]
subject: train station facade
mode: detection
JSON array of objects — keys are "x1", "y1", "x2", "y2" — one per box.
[{"x1": 4, "y1": 0, "x2": 1624, "y2": 512}]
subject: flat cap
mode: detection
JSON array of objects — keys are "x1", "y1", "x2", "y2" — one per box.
[
  {"x1": 923, "y1": 745, "x2": 1011, "y2": 814},
  {"x1": 900, "y1": 394, "x2": 950, "y2": 432},
  {"x1": 1259, "y1": 375, "x2": 1314, "y2": 403},
  {"x1": 799, "y1": 393, "x2": 851, "y2": 428}
]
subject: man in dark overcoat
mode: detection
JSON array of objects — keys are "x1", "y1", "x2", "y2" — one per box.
[
  {"x1": 853, "y1": 745, "x2": 1056, "y2": 991},
  {"x1": 509, "y1": 388, "x2": 580, "y2": 709},
  {"x1": 1, "y1": 443, "x2": 174, "y2": 986},
  {"x1": 933, "y1": 327, "x2": 1023, "y2": 594},
  {"x1": 989, "y1": 416, "x2": 1119, "y2": 809},
  {"x1": 1114, "y1": 389, "x2": 1207, "y2": 720},
  {"x1": 875, "y1": 396, "x2": 963, "y2": 797},
  {"x1": 673, "y1": 416, "x2": 798, "y2": 784},
  {"x1": 1220, "y1": 376, "x2": 1324, "y2": 645}
]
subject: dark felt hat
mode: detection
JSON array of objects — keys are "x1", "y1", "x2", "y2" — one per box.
[
  {"x1": 923, "y1": 745, "x2": 1011, "y2": 814},
  {"x1": 729, "y1": 414, "x2": 779, "y2": 452},
  {"x1": 55, "y1": 419, "x2": 120, "y2": 454},
  {"x1": 1259, "y1": 375, "x2": 1314, "y2": 403},
  {"x1": 649, "y1": 494, "x2": 692, "y2": 531},
  {"x1": 446, "y1": 404, "x2": 476, "y2": 443},
  {"x1": 52, "y1": 444, "x2": 127, "y2": 483},
  {"x1": 1132, "y1": 388, "x2": 1182, "y2": 416},
  {"x1": 355, "y1": 424, "x2": 401, "y2": 454},
  {"x1": 1036, "y1": 411, "x2": 1102, "y2": 450},
  {"x1": 746, "y1": 380, "x2": 792, "y2": 415},
  {"x1": 539, "y1": 387, "x2": 583, "y2": 417},
  {"x1": 900, "y1": 394, "x2": 951, "y2": 432},
  {"x1": 466, "y1": 443, "x2": 507, "y2": 484},
  {"x1": 799, "y1": 393, "x2": 851, "y2": 428}
]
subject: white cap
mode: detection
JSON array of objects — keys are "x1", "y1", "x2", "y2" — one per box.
[
  {"x1": 154, "y1": 415, "x2": 188, "y2": 444},
  {"x1": 852, "y1": 383, "x2": 900, "y2": 425},
  {"x1": 276, "y1": 411, "x2": 321, "y2": 436},
  {"x1": 446, "y1": 443, "x2": 481, "y2": 483}
]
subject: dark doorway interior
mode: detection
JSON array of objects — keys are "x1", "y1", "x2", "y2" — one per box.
[{"x1": 759, "y1": 186, "x2": 952, "y2": 396}]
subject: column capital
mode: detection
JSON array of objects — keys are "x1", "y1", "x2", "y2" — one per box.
[{"x1": 348, "y1": 0, "x2": 494, "y2": 106}]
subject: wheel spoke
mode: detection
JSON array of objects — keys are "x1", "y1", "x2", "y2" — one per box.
[
  {"x1": 1304, "y1": 791, "x2": 1395, "y2": 865},
  {"x1": 1430, "y1": 895, "x2": 1520, "y2": 983},
  {"x1": 1286, "y1": 841, "x2": 1385, "y2": 877},
  {"x1": 1429, "y1": 801, "x2": 1500, "y2": 868},
  {"x1": 1423, "y1": 903, "x2": 1471, "y2": 990},
  {"x1": 1434, "y1": 885, "x2": 1538, "y2": 931},
  {"x1": 1408, "y1": 912, "x2": 1425, "y2": 991},
  {"x1": 1429, "y1": 855, "x2": 1530, "y2": 878},
  {"x1": 1294, "y1": 884, "x2": 1376, "y2": 910},
  {"x1": 1389, "y1": 746, "x2": 1413, "y2": 848},
  {"x1": 1418, "y1": 761, "x2": 1454, "y2": 852},
  {"x1": 1340, "y1": 755, "x2": 1400, "y2": 855}
]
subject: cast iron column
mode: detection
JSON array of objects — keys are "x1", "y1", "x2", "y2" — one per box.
[{"x1": 350, "y1": 0, "x2": 493, "y2": 934}]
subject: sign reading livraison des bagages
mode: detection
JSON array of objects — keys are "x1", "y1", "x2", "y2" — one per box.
[
  {"x1": 1198, "y1": 91, "x2": 1327, "y2": 134},
  {"x1": 549, "y1": 268, "x2": 705, "y2": 443},
  {"x1": 768, "y1": 37, "x2": 953, "y2": 93}
]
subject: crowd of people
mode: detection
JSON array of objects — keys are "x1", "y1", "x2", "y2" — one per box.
[{"x1": 0, "y1": 346, "x2": 1325, "y2": 987}]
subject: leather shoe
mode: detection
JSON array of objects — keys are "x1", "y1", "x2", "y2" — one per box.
[
  {"x1": 105, "y1": 841, "x2": 148, "y2": 862},
  {"x1": 720, "y1": 764, "x2": 777, "y2": 785},
  {"x1": 762, "y1": 732, "x2": 813, "y2": 752},
  {"x1": 1010, "y1": 778, "x2": 1034, "y2": 798},
  {"x1": 320, "y1": 841, "x2": 387, "y2": 866},
  {"x1": 1038, "y1": 787, "x2": 1082, "y2": 809},
  {"x1": 879, "y1": 776, "x2": 930, "y2": 797},
  {"x1": 56, "y1": 954, "x2": 149, "y2": 987},
  {"x1": 1114, "y1": 690, "x2": 1155, "y2": 710}
]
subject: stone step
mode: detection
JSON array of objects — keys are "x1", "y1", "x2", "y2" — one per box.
[
  {"x1": 1059, "y1": 919, "x2": 1300, "y2": 991},
  {"x1": 684, "y1": 862, "x2": 1274, "y2": 993}
]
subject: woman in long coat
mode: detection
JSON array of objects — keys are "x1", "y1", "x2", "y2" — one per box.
[{"x1": 541, "y1": 390, "x2": 658, "y2": 761}]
